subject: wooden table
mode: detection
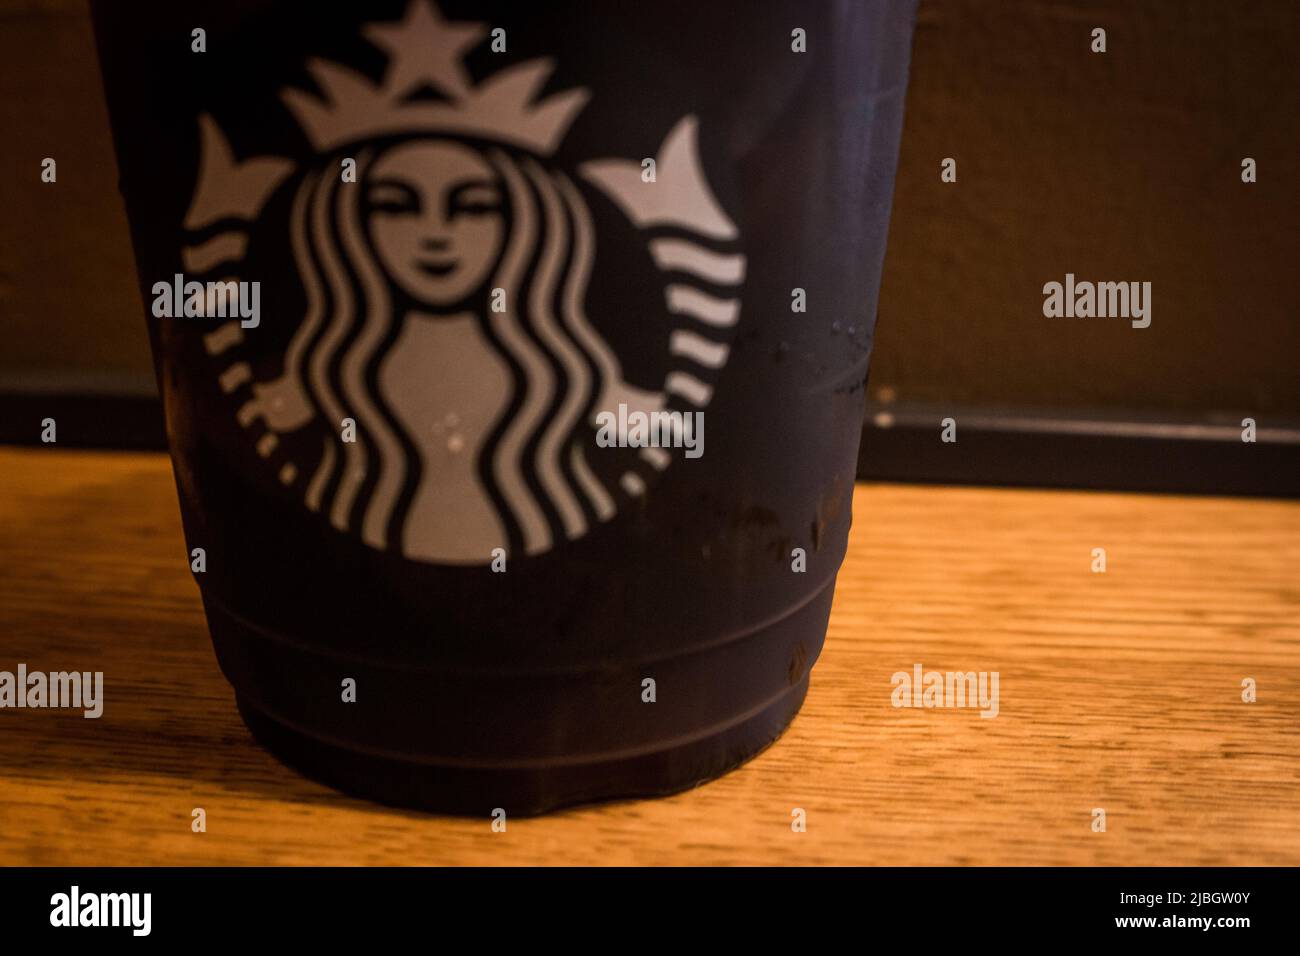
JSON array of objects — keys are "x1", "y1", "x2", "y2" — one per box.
[{"x1": 1, "y1": 447, "x2": 1296, "y2": 865}]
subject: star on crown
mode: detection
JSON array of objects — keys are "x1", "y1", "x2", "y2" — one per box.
[{"x1": 280, "y1": 0, "x2": 590, "y2": 156}]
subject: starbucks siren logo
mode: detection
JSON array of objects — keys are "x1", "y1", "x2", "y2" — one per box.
[{"x1": 180, "y1": 0, "x2": 745, "y2": 564}]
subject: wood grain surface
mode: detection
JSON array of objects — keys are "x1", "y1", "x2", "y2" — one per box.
[{"x1": 1, "y1": 447, "x2": 1296, "y2": 865}]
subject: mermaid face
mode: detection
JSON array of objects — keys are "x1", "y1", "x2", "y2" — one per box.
[{"x1": 365, "y1": 140, "x2": 505, "y2": 307}]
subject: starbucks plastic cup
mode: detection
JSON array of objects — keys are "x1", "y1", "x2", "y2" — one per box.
[{"x1": 93, "y1": 0, "x2": 917, "y2": 813}]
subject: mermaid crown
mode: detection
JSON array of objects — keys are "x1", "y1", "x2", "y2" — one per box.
[{"x1": 281, "y1": 0, "x2": 589, "y2": 156}]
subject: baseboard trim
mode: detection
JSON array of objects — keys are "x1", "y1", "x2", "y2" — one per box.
[
  {"x1": 1, "y1": 392, "x2": 1295, "y2": 498},
  {"x1": 858, "y1": 403, "x2": 1300, "y2": 498}
]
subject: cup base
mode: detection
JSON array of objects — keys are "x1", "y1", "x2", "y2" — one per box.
[{"x1": 235, "y1": 676, "x2": 809, "y2": 816}]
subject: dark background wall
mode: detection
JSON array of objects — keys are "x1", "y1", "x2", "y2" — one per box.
[
  {"x1": 871, "y1": 0, "x2": 1298, "y2": 419},
  {"x1": 2, "y1": 0, "x2": 1297, "y2": 423},
  {"x1": 1, "y1": 0, "x2": 147, "y2": 395}
]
